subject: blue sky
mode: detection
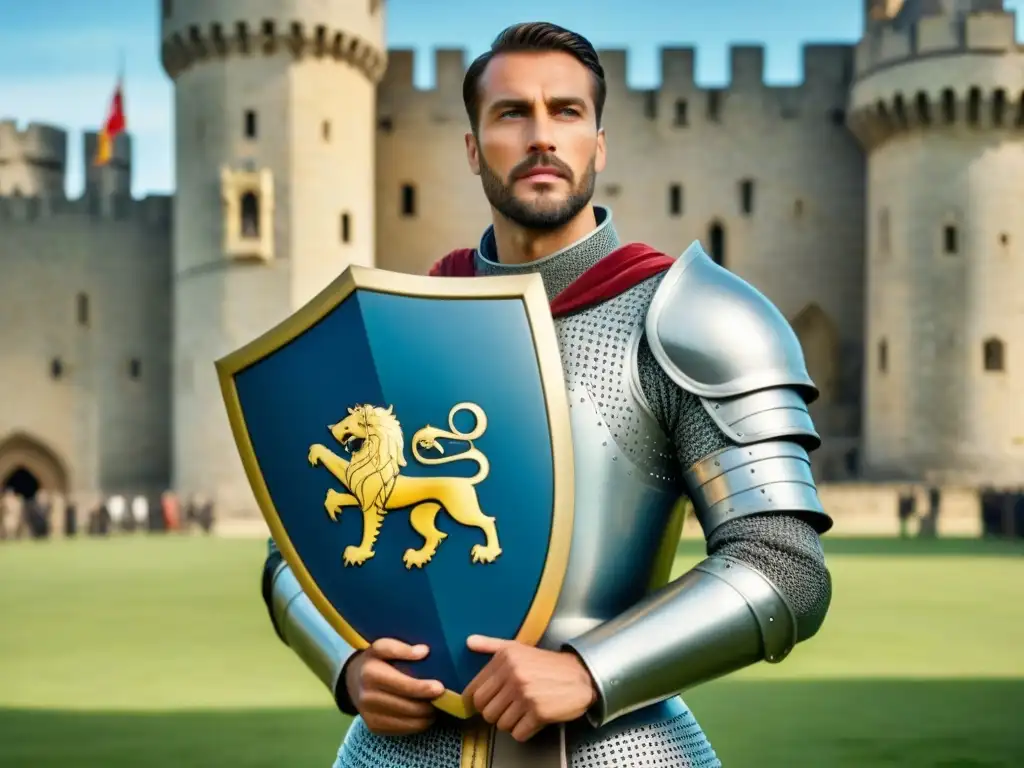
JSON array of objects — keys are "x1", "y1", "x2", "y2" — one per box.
[{"x1": 1, "y1": 0, "x2": 1021, "y2": 197}]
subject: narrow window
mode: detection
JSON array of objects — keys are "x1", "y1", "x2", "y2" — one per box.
[
  {"x1": 244, "y1": 109, "x2": 257, "y2": 138},
  {"x1": 674, "y1": 99, "x2": 688, "y2": 126},
  {"x1": 739, "y1": 179, "x2": 754, "y2": 215},
  {"x1": 50, "y1": 358, "x2": 64, "y2": 380},
  {"x1": 129, "y1": 358, "x2": 142, "y2": 380},
  {"x1": 322, "y1": 120, "x2": 331, "y2": 141},
  {"x1": 340, "y1": 212, "x2": 351, "y2": 243},
  {"x1": 401, "y1": 184, "x2": 416, "y2": 217},
  {"x1": 983, "y1": 338, "x2": 1004, "y2": 372},
  {"x1": 878, "y1": 339, "x2": 888, "y2": 373},
  {"x1": 643, "y1": 92, "x2": 657, "y2": 120},
  {"x1": 668, "y1": 184, "x2": 683, "y2": 216},
  {"x1": 76, "y1": 293, "x2": 89, "y2": 327},
  {"x1": 941, "y1": 89, "x2": 955, "y2": 123},
  {"x1": 708, "y1": 91, "x2": 721, "y2": 121},
  {"x1": 943, "y1": 224, "x2": 958, "y2": 255},
  {"x1": 241, "y1": 192, "x2": 260, "y2": 238},
  {"x1": 708, "y1": 221, "x2": 726, "y2": 266}
]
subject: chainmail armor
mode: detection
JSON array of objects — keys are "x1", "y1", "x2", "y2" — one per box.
[
  {"x1": 283, "y1": 206, "x2": 828, "y2": 768},
  {"x1": 569, "y1": 710, "x2": 719, "y2": 768}
]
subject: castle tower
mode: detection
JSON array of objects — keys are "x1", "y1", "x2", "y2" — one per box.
[
  {"x1": 848, "y1": 1, "x2": 1024, "y2": 483},
  {"x1": 83, "y1": 131, "x2": 132, "y2": 216},
  {"x1": 160, "y1": 1, "x2": 387, "y2": 518},
  {"x1": 0, "y1": 121, "x2": 67, "y2": 199}
]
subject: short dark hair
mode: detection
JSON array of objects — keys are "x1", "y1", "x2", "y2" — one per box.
[{"x1": 462, "y1": 22, "x2": 607, "y2": 133}]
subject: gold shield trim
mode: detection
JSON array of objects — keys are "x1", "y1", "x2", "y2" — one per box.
[{"x1": 214, "y1": 265, "x2": 575, "y2": 720}]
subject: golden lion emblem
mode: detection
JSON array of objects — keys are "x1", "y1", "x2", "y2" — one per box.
[{"x1": 307, "y1": 402, "x2": 502, "y2": 569}]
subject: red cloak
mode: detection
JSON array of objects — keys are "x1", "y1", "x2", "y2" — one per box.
[{"x1": 427, "y1": 243, "x2": 675, "y2": 317}]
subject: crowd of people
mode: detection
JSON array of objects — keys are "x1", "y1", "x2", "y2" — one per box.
[{"x1": 0, "y1": 489, "x2": 216, "y2": 541}]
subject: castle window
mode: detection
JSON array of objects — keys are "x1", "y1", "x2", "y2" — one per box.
[
  {"x1": 76, "y1": 293, "x2": 89, "y2": 327},
  {"x1": 829, "y1": 108, "x2": 845, "y2": 126},
  {"x1": 50, "y1": 358, "x2": 64, "y2": 380},
  {"x1": 983, "y1": 338, "x2": 1005, "y2": 372},
  {"x1": 240, "y1": 192, "x2": 260, "y2": 238},
  {"x1": 378, "y1": 117, "x2": 394, "y2": 132},
  {"x1": 993, "y1": 89, "x2": 1007, "y2": 125},
  {"x1": 879, "y1": 207, "x2": 891, "y2": 255},
  {"x1": 708, "y1": 221, "x2": 726, "y2": 266},
  {"x1": 643, "y1": 91, "x2": 657, "y2": 120},
  {"x1": 943, "y1": 224, "x2": 958, "y2": 255},
  {"x1": 707, "y1": 90, "x2": 721, "y2": 122},
  {"x1": 941, "y1": 89, "x2": 955, "y2": 123},
  {"x1": 967, "y1": 87, "x2": 981, "y2": 125},
  {"x1": 878, "y1": 339, "x2": 888, "y2": 373},
  {"x1": 244, "y1": 109, "x2": 257, "y2": 139},
  {"x1": 915, "y1": 92, "x2": 931, "y2": 125},
  {"x1": 794, "y1": 199, "x2": 804, "y2": 217},
  {"x1": 129, "y1": 358, "x2": 142, "y2": 380},
  {"x1": 674, "y1": 99, "x2": 688, "y2": 126},
  {"x1": 669, "y1": 184, "x2": 683, "y2": 216},
  {"x1": 401, "y1": 184, "x2": 416, "y2": 217},
  {"x1": 340, "y1": 212, "x2": 351, "y2": 243},
  {"x1": 322, "y1": 120, "x2": 331, "y2": 141},
  {"x1": 999, "y1": 232, "x2": 1009, "y2": 247},
  {"x1": 739, "y1": 179, "x2": 755, "y2": 215}
]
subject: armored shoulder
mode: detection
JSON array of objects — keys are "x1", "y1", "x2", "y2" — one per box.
[{"x1": 645, "y1": 240, "x2": 819, "y2": 449}]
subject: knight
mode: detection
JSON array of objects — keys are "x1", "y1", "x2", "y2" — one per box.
[{"x1": 261, "y1": 22, "x2": 833, "y2": 767}]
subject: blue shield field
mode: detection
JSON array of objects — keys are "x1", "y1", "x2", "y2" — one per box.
[{"x1": 216, "y1": 267, "x2": 574, "y2": 717}]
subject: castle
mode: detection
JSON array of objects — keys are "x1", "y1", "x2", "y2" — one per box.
[{"x1": 1, "y1": 0, "x2": 1022, "y2": 523}]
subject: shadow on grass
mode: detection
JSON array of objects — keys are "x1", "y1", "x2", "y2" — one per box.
[
  {"x1": 1, "y1": 680, "x2": 1021, "y2": 768},
  {"x1": 676, "y1": 536, "x2": 1024, "y2": 558}
]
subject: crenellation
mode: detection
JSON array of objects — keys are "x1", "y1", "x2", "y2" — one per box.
[
  {"x1": 595, "y1": 49, "x2": 628, "y2": 91},
  {"x1": 917, "y1": 15, "x2": 961, "y2": 54},
  {"x1": 434, "y1": 48, "x2": 467, "y2": 98},
  {"x1": 380, "y1": 48, "x2": 414, "y2": 90},
  {"x1": 0, "y1": 120, "x2": 67, "y2": 198},
  {"x1": 729, "y1": 45, "x2": 766, "y2": 88},
  {"x1": 964, "y1": 10, "x2": 1016, "y2": 50},
  {"x1": 161, "y1": 11, "x2": 386, "y2": 83},
  {"x1": 658, "y1": 47, "x2": 696, "y2": 89}
]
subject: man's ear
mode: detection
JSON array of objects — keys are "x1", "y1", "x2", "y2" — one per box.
[
  {"x1": 465, "y1": 132, "x2": 482, "y2": 176},
  {"x1": 594, "y1": 127, "x2": 607, "y2": 174}
]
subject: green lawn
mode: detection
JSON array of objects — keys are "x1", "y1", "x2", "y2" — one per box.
[{"x1": 1, "y1": 535, "x2": 1022, "y2": 767}]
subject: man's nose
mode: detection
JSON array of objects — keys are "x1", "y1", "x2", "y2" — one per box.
[{"x1": 526, "y1": 115, "x2": 556, "y2": 153}]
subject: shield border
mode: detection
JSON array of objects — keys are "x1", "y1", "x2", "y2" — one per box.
[{"x1": 215, "y1": 265, "x2": 575, "y2": 719}]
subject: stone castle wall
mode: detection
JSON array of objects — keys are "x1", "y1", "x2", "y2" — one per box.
[
  {"x1": 0, "y1": 181, "x2": 172, "y2": 498},
  {"x1": 375, "y1": 44, "x2": 867, "y2": 476},
  {"x1": 849, "y1": 7, "x2": 1024, "y2": 483}
]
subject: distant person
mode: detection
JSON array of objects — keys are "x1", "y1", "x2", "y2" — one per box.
[
  {"x1": 160, "y1": 490, "x2": 180, "y2": 532},
  {"x1": 107, "y1": 494, "x2": 126, "y2": 533},
  {"x1": 131, "y1": 495, "x2": 149, "y2": 533},
  {"x1": 897, "y1": 486, "x2": 916, "y2": 538}
]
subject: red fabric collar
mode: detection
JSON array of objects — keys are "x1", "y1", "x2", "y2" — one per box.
[{"x1": 428, "y1": 243, "x2": 674, "y2": 316}]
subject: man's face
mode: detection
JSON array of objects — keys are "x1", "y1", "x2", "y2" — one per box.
[{"x1": 466, "y1": 50, "x2": 606, "y2": 231}]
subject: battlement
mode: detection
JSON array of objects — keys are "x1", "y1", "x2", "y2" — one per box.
[
  {"x1": 377, "y1": 43, "x2": 855, "y2": 126},
  {"x1": 855, "y1": 9, "x2": 1020, "y2": 77},
  {"x1": 0, "y1": 120, "x2": 67, "y2": 165},
  {"x1": 160, "y1": 11, "x2": 386, "y2": 83},
  {"x1": 0, "y1": 191, "x2": 171, "y2": 227}
]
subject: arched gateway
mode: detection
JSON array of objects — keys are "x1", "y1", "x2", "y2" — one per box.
[{"x1": 0, "y1": 432, "x2": 69, "y2": 500}]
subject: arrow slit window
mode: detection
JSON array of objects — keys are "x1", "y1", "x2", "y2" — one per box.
[{"x1": 221, "y1": 167, "x2": 274, "y2": 261}]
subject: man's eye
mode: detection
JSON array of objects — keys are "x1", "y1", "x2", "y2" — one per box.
[{"x1": 499, "y1": 110, "x2": 523, "y2": 119}]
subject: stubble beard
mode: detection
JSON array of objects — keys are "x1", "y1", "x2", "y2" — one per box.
[{"x1": 479, "y1": 153, "x2": 597, "y2": 232}]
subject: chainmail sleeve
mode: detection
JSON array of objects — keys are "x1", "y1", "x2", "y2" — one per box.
[
  {"x1": 563, "y1": 333, "x2": 835, "y2": 728},
  {"x1": 635, "y1": 337, "x2": 832, "y2": 640}
]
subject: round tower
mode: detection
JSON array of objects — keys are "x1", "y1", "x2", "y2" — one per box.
[
  {"x1": 160, "y1": 1, "x2": 387, "y2": 519},
  {"x1": 848, "y1": 1, "x2": 1024, "y2": 483},
  {"x1": 0, "y1": 121, "x2": 67, "y2": 198}
]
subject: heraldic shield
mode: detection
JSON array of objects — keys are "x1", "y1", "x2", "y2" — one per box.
[{"x1": 215, "y1": 266, "x2": 575, "y2": 719}]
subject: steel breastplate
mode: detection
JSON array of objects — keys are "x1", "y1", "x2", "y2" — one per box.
[{"x1": 539, "y1": 278, "x2": 682, "y2": 650}]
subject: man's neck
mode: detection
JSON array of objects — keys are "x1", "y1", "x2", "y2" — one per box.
[{"x1": 490, "y1": 205, "x2": 598, "y2": 265}]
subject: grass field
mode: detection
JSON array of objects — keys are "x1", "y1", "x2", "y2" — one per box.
[{"x1": 1, "y1": 535, "x2": 1022, "y2": 767}]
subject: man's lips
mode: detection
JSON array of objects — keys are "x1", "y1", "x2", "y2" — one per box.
[{"x1": 518, "y1": 167, "x2": 565, "y2": 182}]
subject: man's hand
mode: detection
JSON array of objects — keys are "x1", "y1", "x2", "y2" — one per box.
[
  {"x1": 464, "y1": 635, "x2": 599, "y2": 742},
  {"x1": 345, "y1": 638, "x2": 445, "y2": 736}
]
